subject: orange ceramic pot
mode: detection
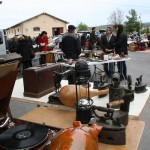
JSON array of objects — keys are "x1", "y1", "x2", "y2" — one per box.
[{"x1": 50, "y1": 121, "x2": 102, "y2": 150}]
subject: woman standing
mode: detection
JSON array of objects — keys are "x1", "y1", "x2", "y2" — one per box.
[{"x1": 38, "y1": 31, "x2": 48, "y2": 52}]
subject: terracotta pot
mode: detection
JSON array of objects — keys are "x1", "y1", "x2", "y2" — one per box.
[{"x1": 50, "y1": 121, "x2": 102, "y2": 150}]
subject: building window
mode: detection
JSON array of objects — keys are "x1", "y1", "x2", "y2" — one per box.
[
  {"x1": 25, "y1": 28, "x2": 29, "y2": 32},
  {"x1": 18, "y1": 28, "x2": 19, "y2": 32},
  {"x1": 33, "y1": 27, "x2": 40, "y2": 31}
]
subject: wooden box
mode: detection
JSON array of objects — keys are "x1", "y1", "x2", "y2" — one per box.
[{"x1": 23, "y1": 63, "x2": 60, "y2": 98}]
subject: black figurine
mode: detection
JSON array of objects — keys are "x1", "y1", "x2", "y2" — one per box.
[{"x1": 135, "y1": 75, "x2": 147, "y2": 93}]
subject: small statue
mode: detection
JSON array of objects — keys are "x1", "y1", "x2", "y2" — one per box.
[
  {"x1": 123, "y1": 75, "x2": 134, "y2": 102},
  {"x1": 135, "y1": 75, "x2": 147, "y2": 93},
  {"x1": 127, "y1": 75, "x2": 132, "y2": 90},
  {"x1": 135, "y1": 75, "x2": 143, "y2": 85}
]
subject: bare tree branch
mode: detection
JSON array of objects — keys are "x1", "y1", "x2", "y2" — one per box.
[{"x1": 108, "y1": 9, "x2": 124, "y2": 25}]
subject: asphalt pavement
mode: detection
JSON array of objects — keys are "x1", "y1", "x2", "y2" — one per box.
[{"x1": 10, "y1": 50, "x2": 150, "y2": 150}]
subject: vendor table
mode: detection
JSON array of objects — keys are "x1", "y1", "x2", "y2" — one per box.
[
  {"x1": 19, "y1": 106, "x2": 145, "y2": 150},
  {"x1": 49, "y1": 49, "x2": 85, "y2": 62},
  {"x1": 12, "y1": 78, "x2": 150, "y2": 120},
  {"x1": 48, "y1": 49, "x2": 130, "y2": 65},
  {"x1": 58, "y1": 57, "x2": 131, "y2": 67},
  {"x1": 36, "y1": 51, "x2": 55, "y2": 64},
  {"x1": 58, "y1": 57, "x2": 131, "y2": 82}
]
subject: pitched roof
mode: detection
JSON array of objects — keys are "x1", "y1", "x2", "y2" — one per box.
[{"x1": 6, "y1": 12, "x2": 69, "y2": 29}]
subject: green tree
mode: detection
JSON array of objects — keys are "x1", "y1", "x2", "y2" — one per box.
[
  {"x1": 141, "y1": 27, "x2": 150, "y2": 34},
  {"x1": 124, "y1": 9, "x2": 141, "y2": 34},
  {"x1": 77, "y1": 22, "x2": 88, "y2": 32}
]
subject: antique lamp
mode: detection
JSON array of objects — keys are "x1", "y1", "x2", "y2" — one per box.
[{"x1": 75, "y1": 60, "x2": 93, "y2": 124}]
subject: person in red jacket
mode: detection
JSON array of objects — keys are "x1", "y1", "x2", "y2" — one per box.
[{"x1": 38, "y1": 31, "x2": 48, "y2": 51}]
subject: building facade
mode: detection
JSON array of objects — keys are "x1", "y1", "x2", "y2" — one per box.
[{"x1": 5, "y1": 12, "x2": 68, "y2": 39}]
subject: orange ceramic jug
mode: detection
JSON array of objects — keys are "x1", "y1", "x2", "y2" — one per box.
[{"x1": 50, "y1": 121, "x2": 102, "y2": 150}]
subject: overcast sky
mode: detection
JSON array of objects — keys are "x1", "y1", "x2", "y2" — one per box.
[{"x1": 0, "y1": 0, "x2": 150, "y2": 29}]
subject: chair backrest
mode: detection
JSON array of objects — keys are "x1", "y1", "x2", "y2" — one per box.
[{"x1": 0, "y1": 61, "x2": 19, "y2": 117}]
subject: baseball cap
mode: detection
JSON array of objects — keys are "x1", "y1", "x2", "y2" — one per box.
[{"x1": 68, "y1": 25, "x2": 76, "y2": 30}]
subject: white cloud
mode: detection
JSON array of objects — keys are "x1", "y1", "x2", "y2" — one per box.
[{"x1": 0, "y1": 0, "x2": 150, "y2": 28}]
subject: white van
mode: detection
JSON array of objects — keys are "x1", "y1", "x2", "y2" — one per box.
[{"x1": 0, "y1": 29, "x2": 7, "y2": 55}]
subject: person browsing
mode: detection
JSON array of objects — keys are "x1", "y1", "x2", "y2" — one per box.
[
  {"x1": 38, "y1": 31, "x2": 48, "y2": 52},
  {"x1": 101, "y1": 27, "x2": 116, "y2": 78},
  {"x1": 115, "y1": 24, "x2": 128, "y2": 81},
  {"x1": 61, "y1": 25, "x2": 81, "y2": 59}
]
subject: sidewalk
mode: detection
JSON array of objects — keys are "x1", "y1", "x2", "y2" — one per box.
[{"x1": 135, "y1": 47, "x2": 150, "y2": 53}]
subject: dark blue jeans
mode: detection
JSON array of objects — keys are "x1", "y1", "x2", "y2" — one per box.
[
  {"x1": 117, "y1": 61, "x2": 127, "y2": 80},
  {"x1": 104, "y1": 62, "x2": 115, "y2": 78}
]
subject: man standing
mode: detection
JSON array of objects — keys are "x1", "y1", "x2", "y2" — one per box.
[
  {"x1": 89, "y1": 27, "x2": 97, "y2": 50},
  {"x1": 61, "y1": 25, "x2": 81, "y2": 84},
  {"x1": 61, "y1": 25, "x2": 81, "y2": 59},
  {"x1": 101, "y1": 27, "x2": 116, "y2": 78},
  {"x1": 115, "y1": 24, "x2": 128, "y2": 81},
  {"x1": 134, "y1": 32, "x2": 141, "y2": 50},
  {"x1": 81, "y1": 33, "x2": 87, "y2": 50}
]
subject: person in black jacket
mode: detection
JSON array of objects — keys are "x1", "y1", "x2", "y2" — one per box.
[
  {"x1": 115, "y1": 24, "x2": 128, "y2": 80},
  {"x1": 81, "y1": 33, "x2": 87, "y2": 50},
  {"x1": 101, "y1": 27, "x2": 116, "y2": 78},
  {"x1": 17, "y1": 35, "x2": 33, "y2": 69},
  {"x1": 61, "y1": 25, "x2": 81, "y2": 59},
  {"x1": 8, "y1": 36, "x2": 19, "y2": 53},
  {"x1": 89, "y1": 27, "x2": 97, "y2": 50}
]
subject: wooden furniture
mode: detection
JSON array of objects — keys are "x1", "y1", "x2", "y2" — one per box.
[
  {"x1": 23, "y1": 63, "x2": 60, "y2": 98},
  {"x1": 19, "y1": 107, "x2": 145, "y2": 150},
  {"x1": 12, "y1": 79, "x2": 150, "y2": 119},
  {"x1": 0, "y1": 61, "x2": 19, "y2": 118},
  {"x1": 0, "y1": 53, "x2": 22, "y2": 64},
  {"x1": 49, "y1": 49, "x2": 64, "y2": 61},
  {"x1": 36, "y1": 51, "x2": 55, "y2": 64}
]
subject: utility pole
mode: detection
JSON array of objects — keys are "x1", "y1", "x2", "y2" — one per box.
[
  {"x1": 139, "y1": 14, "x2": 141, "y2": 35},
  {"x1": 147, "y1": 26, "x2": 149, "y2": 35}
]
